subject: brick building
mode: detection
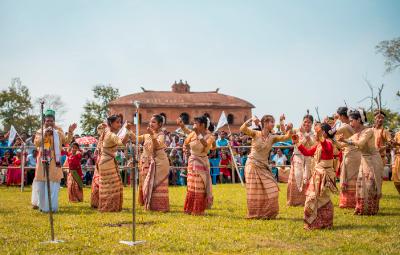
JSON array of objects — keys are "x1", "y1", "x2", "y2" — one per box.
[{"x1": 108, "y1": 80, "x2": 254, "y2": 133}]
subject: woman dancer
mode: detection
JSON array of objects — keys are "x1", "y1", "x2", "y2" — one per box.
[
  {"x1": 66, "y1": 142, "x2": 83, "y2": 202},
  {"x1": 334, "y1": 107, "x2": 361, "y2": 208},
  {"x1": 240, "y1": 115, "x2": 292, "y2": 219},
  {"x1": 178, "y1": 115, "x2": 215, "y2": 215},
  {"x1": 287, "y1": 113, "x2": 316, "y2": 206},
  {"x1": 97, "y1": 115, "x2": 133, "y2": 212},
  {"x1": 137, "y1": 114, "x2": 170, "y2": 212},
  {"x1": 90, "y1": 123, "x2": 105, "y2": 209},
  {"x1": 293, "y1": 122, "x2": 338, "y2": 230},
  {"x1": 337, "y1": 109, "x2": 383, "y2": 215}
]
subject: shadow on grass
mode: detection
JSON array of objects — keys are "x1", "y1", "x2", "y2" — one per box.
[
  {"x1": 57, "y1": 206, "x2": 98, "y2": 215},
  {"x1": 332, "y1": 224, "x2": 389, "y2": 231},
  {"x1": 377, "y1": 212, "x2": 400, "y2": 216},
  {"x1": 276, "y1": 217, "x2": 303, "y2": 222},
  {"x1": 103, "y1": 220, "x2": 158, "y2": 227},
  {"x1": 382, "y1": 194, "x2": 400, "y2": 199}
]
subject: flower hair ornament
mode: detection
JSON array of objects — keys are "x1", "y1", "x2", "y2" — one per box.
[
  {"x1": 206, "y1": 118, "x2": 211, "y2": 129},
  {"x1": 358, "y1": 108, "x2": 366, "y2": 123}
]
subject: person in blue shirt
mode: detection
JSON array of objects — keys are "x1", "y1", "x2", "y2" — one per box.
[
  {"x1": 270, "y1": 161, "x2": 279, "y2": 182},
  {"x1": 0, "y1": 132, "x2": 10, "y2": 158},
  {"x1": 216, "y1": 131, "x2": 229, "y2": 148}
]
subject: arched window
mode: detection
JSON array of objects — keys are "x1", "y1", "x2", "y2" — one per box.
[
  {"x1": 133, "y1": 113, "x2": 142, "y2": 124},
  {"x1": 227, "y1": 114, "x2": 234, "y2": 125},
  {"x1": 180, "y1": 112, "x2": 190, "y2": 125},
  {"x1": 160, "y1": 113, "x2": 167, "y2": 124}
]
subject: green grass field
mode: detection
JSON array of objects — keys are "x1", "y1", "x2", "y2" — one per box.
[{"x1": 0, "y1": 182, "x2": 399, "y2": 255}]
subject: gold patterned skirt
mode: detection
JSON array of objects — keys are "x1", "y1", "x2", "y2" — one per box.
[
  {"x1": 245, "y1": 158, "x2": 279, "y2": 219},
  {"x1": 67, "y1": 171, "x2": 83, "y2": 202},
  {"x1": 392, "y1": 154, "x2": 400, "y2": 194},
  {"x1": 98, "y1": 156, "x2": 123, "y2": 212},
  {"x1": 339, "y1": 150, "x2": 361, "y2": 208},
  {"x1": 355, "y1": 153, "x2": 383, "y2": 215}
]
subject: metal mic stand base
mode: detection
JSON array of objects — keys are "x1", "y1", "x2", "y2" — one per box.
[
  {"x1": 119, "y1": 240, "x2": 146, "y2": 246},
  {"x1": 41, "y1": 239, "x2": 65, "y2": 244}
]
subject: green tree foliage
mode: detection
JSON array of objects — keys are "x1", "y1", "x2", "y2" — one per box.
[
  {"x1": 376, "y1": 37, "x2": 400, "y2": 74},
  {"x1": 0, "y1": 78, "x2": 40, "y2": 134},
  {"x1": 80, "y1": 84, "x2": 119, "y2": 135}
]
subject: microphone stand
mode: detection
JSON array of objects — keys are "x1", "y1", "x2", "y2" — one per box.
[
  {"x1": 40, "y1": 101, "x2": 63, "y2": 244},
  {"x1": 120, "y1": 100, "x2": 145, "y2": 246}
]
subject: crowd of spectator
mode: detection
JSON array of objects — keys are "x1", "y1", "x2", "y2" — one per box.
[{"x1": 0, "y1": 127, "x2": 295, "y2": 187}]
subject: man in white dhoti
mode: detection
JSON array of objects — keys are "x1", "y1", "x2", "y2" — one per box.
[{"x1": 31, "y1": 109, "x2": 76, "y2": 212}]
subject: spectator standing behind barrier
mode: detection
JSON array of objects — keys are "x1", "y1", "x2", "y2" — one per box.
[
  {"x1": 26, "y1": 149, "x2": 38, "y2": 185},
  {"x1": 270, "y1": 161, "x2": 279, "y2": 182},
  {"x1": 0, "y1": 132, "x2": 9, "y2": 157},
  {"x1": 25, "y1": 134, "x2": 36, "y2": 155},
  {"x1": 216, "y1": 131, "x2": 229, "y2": 147},
  {"x1": 272, "y1": 148, "x2": 287, "y2": 166},
  {"x1": 219, "y1": 151, "x2": 232, "y2": 183}
]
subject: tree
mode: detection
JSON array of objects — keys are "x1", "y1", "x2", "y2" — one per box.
[
  {"x1": 80, "y1": 84, "x2": 119, "y2": 135},
  {"x1": 376, "y1": 37, "x2": 400, "y2": 74},
  {"x1": 0, "y1": 78, "x2": 40, "y2": 134},
  {"x1": 35, "y1": 94, "x2": 67, "y2": 124}
]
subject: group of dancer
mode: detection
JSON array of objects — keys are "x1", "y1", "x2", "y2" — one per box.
[{"x1": 30, "y1": 106, "x2": 400, "y2": 230}]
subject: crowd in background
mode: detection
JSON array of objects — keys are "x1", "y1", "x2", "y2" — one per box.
[
  {"x1": 1, "y1": 124, "x2": 395, "y2": 187},
  {"x1": 0, "y1": 127, "x2": 294, "y2": 187}
]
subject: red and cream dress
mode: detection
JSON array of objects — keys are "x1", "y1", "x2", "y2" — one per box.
[
  {"x1": 66, "y1": 152, "x2": 83, "y2": 202},
  {"x1": 138, "y1": 132, "x2": 170, "y2": 212},
  {"x1": 287, "y1": 130, "x2": 315, "y2": 206},
  {"x1": 240, "y1": 123, "x2": 291, "y2": 219},
  {"x1": 297, "y1": 138, "x2": 337, "y2": 230},
  {"x1": 183, "y1": 131, "x2": 215, "y2": 215}
]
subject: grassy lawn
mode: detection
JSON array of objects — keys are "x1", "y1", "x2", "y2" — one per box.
[{"x1": 0, "y1": 182, "x2": 399, "y2": 254}]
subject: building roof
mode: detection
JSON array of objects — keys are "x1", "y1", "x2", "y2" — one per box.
[{"x1": 109, "y1": 80, "x2": 255, "y2": 109}]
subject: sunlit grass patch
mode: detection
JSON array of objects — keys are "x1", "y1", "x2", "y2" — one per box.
[{"x1": 0, "y1": 182, "x2": 399, "y2": 254}]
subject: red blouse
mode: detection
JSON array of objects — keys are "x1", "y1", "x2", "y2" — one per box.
[
  {"x1": 67, "y1": 152, "x2": 83, "y2": 177},
  {"x1": 12, "y1": 157, "x2": 21, "y2": 166},
  {"x1": 297, "y1": 139, "x2": 334, "y2": 160}
]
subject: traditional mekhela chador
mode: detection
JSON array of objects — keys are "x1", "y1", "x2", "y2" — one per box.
[
  {"x1": 334, "y1": 107, "x2": 361, "y2": 209},
  {"x1": 137, "y1": 114, "x2": 170, "y2": 212},
  {"x1": 373, "y1": 110, "x2": 391, "y2": 165},
  {"x1": 66, "y1": 142, "x2": 84, "y2": 202},
  {"x1": 295, "y1": 123, "x2": 338, "y2": 230},
  {"x1": 391, "y1": 130, "x2": 400, "y2": 194},
  {"x1": 181, "y1": 115, "x2": 215, "y2": 215},
  {"x1": 287, "y1": 114, "x2": 316, "y2": 207},
  {"x1": 90, "y1": 124, "x2": 105, "y2": 209},
  {"x1": 97, "y1": 115, "x2": 133, "y2": 212},
  {"x1": 240, "y1": 115, "x2": 292, "y2": 219},
  {"x1": 338, "y1": 110, "x2": 383, "y2": 216},
  {"x1": 31, "y1": 109, "x2": 76, "y2": 212}
]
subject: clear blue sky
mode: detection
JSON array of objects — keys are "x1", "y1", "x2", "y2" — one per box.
[{"x1": 0, "y1": 0, "x2": 399, "y2": 130}]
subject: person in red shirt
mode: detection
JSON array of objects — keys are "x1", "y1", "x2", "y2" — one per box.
[
  {"x1": 6, "y1": 149, "x2": 22, "y2": 186},
  {"x1": 219, "y1": 151, "x2": 232, "y2": 183},
  {"x1": 293, "y1": 122, "x2": 338, "y2": 230},
  {"x1": 66, "y1": 142, "x2": 83, "y2": 202}
]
